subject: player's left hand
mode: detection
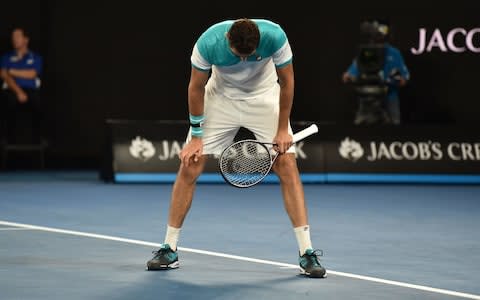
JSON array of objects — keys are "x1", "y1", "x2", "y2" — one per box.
[
  {"x1": 273, "y1": 131, "x2": 293, "y2": 154},
  {"x1": 179, "y1": 137, "x2": 203, "y2": 167}
]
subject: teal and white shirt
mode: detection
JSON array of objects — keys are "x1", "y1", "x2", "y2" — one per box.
[{"x1": 191, "y1": 19, "x2": 293, "y2": 100}]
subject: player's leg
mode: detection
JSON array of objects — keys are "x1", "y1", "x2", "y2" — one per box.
[
  {"x1": 168, "y1": 156, "x2": 207, "y2": 229},
  {"x1": 243, "y1": 85, "x2": 307, "y2": 227},
  {"x1": 147, "y1": 89, "x2": 240, "y2": 271},
  {"x1": 272, "y1": 154, "x2": 307, "y2": 227},
  {"x1": 146, "y1": 156, "x2": 207, "y2": 271},
  {"x1": 272, "y1": 155, "x2": 326, "y2": 278},
  {"x1": 245, "y1": 85, "x2": 326, "y2": 278}
]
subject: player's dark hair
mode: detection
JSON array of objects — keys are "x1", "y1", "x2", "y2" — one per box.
[{"x1": 228, "y1": 18, "x2": 260, "y2": 55}]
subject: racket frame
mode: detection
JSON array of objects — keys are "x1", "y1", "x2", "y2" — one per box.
[
  {"x1": 219, "y1": 140, "x2": 277, "y2": 188},
  {"x1": 218, "y1": 124, "x2": 318, "y2": 188}
]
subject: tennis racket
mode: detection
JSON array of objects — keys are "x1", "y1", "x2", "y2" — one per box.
[{"x1": 219, "y1": 124, "x2": 319, "y2": 188}]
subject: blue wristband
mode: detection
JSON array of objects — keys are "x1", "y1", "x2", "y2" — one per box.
[
  {"x1": 191, "y1": 127, "x2": 203, "y2": 137},
  {"x1": 189, "y1": 114, "x2": 204, "y2": 137},
  {"x1": 189, "y1": 114, "x2": 204, "y2": 124}
]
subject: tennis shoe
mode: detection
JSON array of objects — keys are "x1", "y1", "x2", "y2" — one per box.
[
  {"x1": 146, "y1": 244, "x2": 179, "y2": 270},
  {"x1": 299, "y1": 248, "x2": 327, "y2": 278}
]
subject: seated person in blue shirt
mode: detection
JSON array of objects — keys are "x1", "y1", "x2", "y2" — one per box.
[
  {"x1": 0, "y1": 27, "x2": 43, "y2": 143},
  {"x1": 342, "y1": 19, "x2": 410, "y2": 125}
]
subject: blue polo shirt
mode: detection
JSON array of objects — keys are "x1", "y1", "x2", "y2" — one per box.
[
  {"x1": 0, "y1": 50, "x2": 43, "y2": 89},
  {"x1": 346, "y1": 43, "x2": 410, "y2": 101}
]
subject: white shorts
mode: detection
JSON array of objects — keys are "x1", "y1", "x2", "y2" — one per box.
[{"x1": 186, "y1": 84, "x2": 295, "y2": 155}]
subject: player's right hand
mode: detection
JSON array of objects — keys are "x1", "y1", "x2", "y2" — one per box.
[{"x1": 179, "y1": 137, "x2": 203, "y2": 167}]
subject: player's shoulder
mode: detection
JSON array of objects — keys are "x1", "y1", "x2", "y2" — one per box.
[
  {"x1": 254, "y1": 19, "x2": 289, "y2": 56},
  {"x1": 254, "y1": 19, "x2": 286, "y2": 36},
  {"x1": 200, "y1": 20, "x2": 232, "y2": 40},
  {"x1": 254, "y1": 19, "x2": 281, "y2": 27},
  {"x1": 194, "y1": 20, "x2": 234, "y2": 65},
  {"x1": 196, "y1": 20, "x2": 231, "y2": 49}
]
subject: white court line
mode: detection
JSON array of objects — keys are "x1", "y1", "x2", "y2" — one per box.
[{"x1": 1, "y1": 219, "x2": 479, "y2": 300}]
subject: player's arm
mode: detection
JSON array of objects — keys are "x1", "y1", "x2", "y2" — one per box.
[
  {"x1": 179, "y1": 67, "x2": 209, "y2": 167},
  {"x1": 275, "y1": 63, "x2": 295, "y2": 153},
  {"x1": 188, "y1": 67, "x2": 209, "y2": 117}
]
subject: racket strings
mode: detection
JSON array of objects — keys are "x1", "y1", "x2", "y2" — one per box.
[{"x1": 220, "y1": 141, "x2": 272, "y2": 187}]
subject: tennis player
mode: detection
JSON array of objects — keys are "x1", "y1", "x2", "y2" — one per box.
[{"x1": 146, "y1": 18, "x2": 326, "y2": 278}]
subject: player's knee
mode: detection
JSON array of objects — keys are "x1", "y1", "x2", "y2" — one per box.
[
  {"x1": 272, "y1": 154, "x2": 298, "y2": 177},
  {"x1": 177, "y1": 161, "x2": 205, "y2": 183}
]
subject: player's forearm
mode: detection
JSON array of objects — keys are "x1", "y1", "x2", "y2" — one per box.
[
  {"x1": 187, "y1": 85, "x2": 205, "y2": 116},
  {"x1": 0, "y1": 69, "x2": 23, "y2": 94},
  {"x1": 8, "y1": 68, "x2": 38, "y2": 79},
  {"x1": 276, "y1": 63, "x2": 295, "y2": 132},
  {"x1": 278, "y1": 84, "x2": 294, "y2": 132},
  {"x1": 188, "y1": 68, "x2": 209, "y2": 117}
]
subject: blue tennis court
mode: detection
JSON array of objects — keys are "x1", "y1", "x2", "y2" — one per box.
[{"x1": 1, "y1": 171, "x2": 479, "y2": 300}]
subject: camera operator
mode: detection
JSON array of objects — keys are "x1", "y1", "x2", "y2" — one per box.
[{"x1": 342, "y1": 19, "x2": 410, "y2": 125}]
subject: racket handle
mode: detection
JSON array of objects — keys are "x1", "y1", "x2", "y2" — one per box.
[{"x1": 292, "y1": 124, "x2": 318, "y2": 143}]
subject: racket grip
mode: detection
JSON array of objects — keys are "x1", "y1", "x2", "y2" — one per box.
[{"x1": 292, "y1": 124, "x2": 318, "y2": 143}]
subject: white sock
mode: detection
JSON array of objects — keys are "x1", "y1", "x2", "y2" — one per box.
[
  {"x1": 164, "y1": 225, "x2": 181, "y2": 251},
  {"x1": 294, "y1": 225, "x2": 312, "y2": 255}
]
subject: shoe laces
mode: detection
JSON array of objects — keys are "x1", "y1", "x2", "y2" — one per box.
[
  {"x1": 309, "y1": 249, "x2": 323, "y2": 257},
  {"x1": 152, "y1": 244, "x2": 171, "y2": 256},
  {"x1": 305, "y1": 249, "x2": 324, "y2": 265}
]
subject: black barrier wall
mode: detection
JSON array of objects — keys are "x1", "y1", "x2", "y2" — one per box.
[
  {"x1": 0, "y1": 1, "x2": 479, "y2": 167},
  {"x1": 103, "y1": 120, "x2": 326, "y2": 180},
  {"x1": 104, "y1": 120, "x2": 480, "y2": 183}
]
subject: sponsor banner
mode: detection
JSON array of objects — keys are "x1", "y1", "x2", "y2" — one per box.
[
  {"x1": 105, "y1": 121, "x2": 480, "y2": 182},
  {"x1": 106, "y1": 120, "x2": 325, "y2": 178},
  {"x1": 109, "y1": 120, "x2": 216, "y2": 173},
  {"x1": 323, "y1": 125, "x2": 480, "y2": 173},
  {"x1": 411, "y1": 27, "x2": 480, "y2": 55}
]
